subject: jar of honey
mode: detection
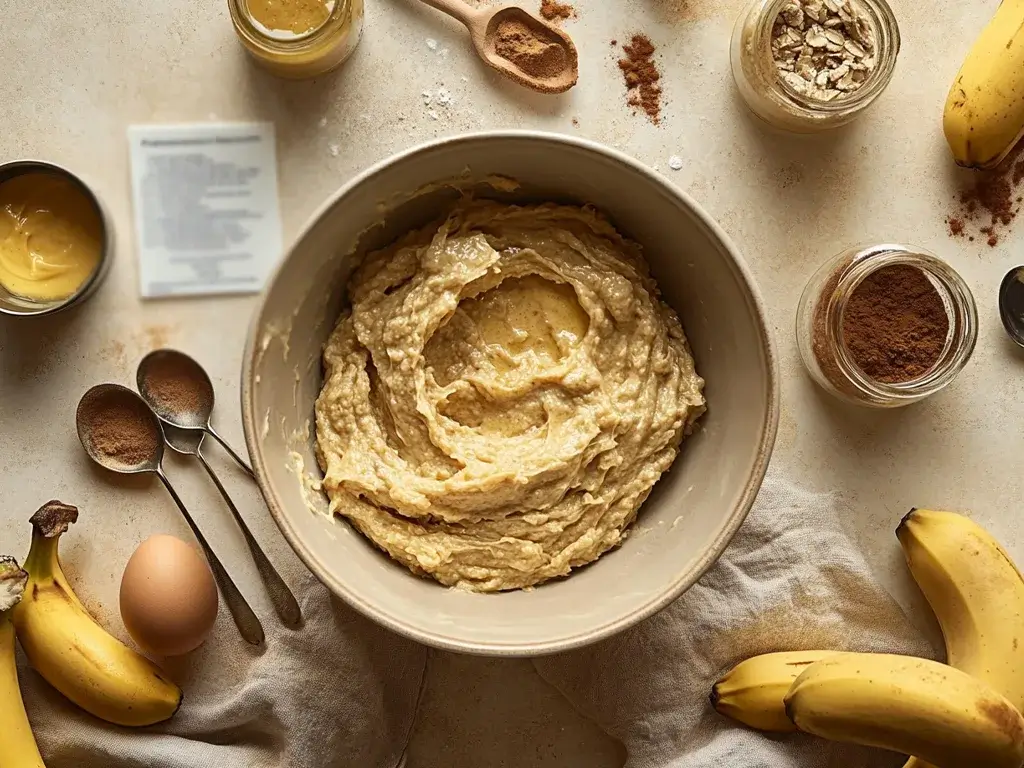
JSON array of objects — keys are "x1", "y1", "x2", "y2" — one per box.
[{"x1": 228, "y1": 0, "x2": 363, "y2": 80}]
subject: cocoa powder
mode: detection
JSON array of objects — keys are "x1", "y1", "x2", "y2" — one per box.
[
  {"x1": 841, "y1": 266, "x2": 949, "y2": 383},
  {"x1": 813, "y1": 264, "x2": 949, "y2": 390}
]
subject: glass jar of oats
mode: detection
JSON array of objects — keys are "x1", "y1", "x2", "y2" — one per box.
[{"x1": 730, "y1": 0, "x2": 900, "y2": 132}]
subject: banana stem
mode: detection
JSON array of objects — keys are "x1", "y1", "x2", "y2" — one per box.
[{"x1": 23, "y1": 501, "x2": 79, "y2": 584}]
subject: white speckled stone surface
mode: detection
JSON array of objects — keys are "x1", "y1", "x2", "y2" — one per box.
[{"x1": 0, "y1": 0, "x2": 1016, "y2": 764}]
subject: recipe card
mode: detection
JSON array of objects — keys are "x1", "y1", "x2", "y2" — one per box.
[{"x1": 128, "y1": 122, "x2": 283, "y2": 298}]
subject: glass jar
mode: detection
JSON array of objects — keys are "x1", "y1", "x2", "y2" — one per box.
[
  {"x1": 730, "y1": 0, "x2": 900, "y2": 132},
  {"x1": 795, "y1": 244, "x2": 978, "y2": 408},
  {"x1": 229, "y1": 0, "x2": 363, "y2": 80}
]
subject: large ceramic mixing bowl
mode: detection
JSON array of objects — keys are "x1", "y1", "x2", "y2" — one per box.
[{"x1": 242, "y1": 132, "x2": 778, "y2": 656}]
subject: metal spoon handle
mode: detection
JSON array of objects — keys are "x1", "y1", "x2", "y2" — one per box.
[
  {"x1": 205, "y1": 424, "x2": 255, "y2": 478},
  {"x1": 155, "y1": 468, "x2": 265, "y2": 646},
  {"x1": 197, "y1": 449, "x2": 302, "y2": 628}
]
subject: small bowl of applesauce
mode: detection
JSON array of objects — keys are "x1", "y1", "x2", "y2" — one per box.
[{"x1": 0, "y1": 160, "x2": 112, "y2": 317}]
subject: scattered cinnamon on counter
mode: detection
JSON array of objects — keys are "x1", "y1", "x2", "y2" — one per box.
[
  {"x1": 539, "y1": 0, "x2": 574, "y2": 20},
  {"x1": 946, "y1": 146, "x2": 1024, "y2": 247},
  {"x1": 494, "y1": 19, "x2": 568, "y2": 79},
  {"x1": 617, "y1": 34, "x2": 662, "y2": 124}
]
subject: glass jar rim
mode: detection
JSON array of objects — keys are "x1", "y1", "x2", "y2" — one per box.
[
  {"x1": 753, "y1": 0, "x2": 901, "y2": 117},
  {"x1": 820, "y1": 244, "x2": 978, "y2": 403},
  {"x1": 230, "y1": 0, "x2": 348, "y2": 48}
]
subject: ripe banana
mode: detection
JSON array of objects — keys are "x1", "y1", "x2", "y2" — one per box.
[
  {"x1": 784, "y1": 653, "x2": 1024, "y2": 768},
  {"x1": 13, "y1": 501, "x2": 182, "y2": 727},
  {"x1": 943, "y1": 0, "x2": 1024, "y2": 169},
  {"x1": 897, "y1": 508, "x2": 1024, "y2": 768},
  {"x1": 1, "y1": 555, "x2": 46, "y2": 768},
  {"x1": 710, "y1": 650, "x2": 836, "y2": 732}
]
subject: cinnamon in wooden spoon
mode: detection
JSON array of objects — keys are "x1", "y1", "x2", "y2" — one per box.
[{"x1": 417, "y1": 0, "x2": 578, "y2": 93}]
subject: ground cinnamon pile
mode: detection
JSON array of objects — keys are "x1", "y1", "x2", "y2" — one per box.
[
  {"x1": 617, "y1": 34, "x2": 662, "y2": 124},
  {"x1": 946, "y1": 147, "x2": 1024, "y2": 247},
  {"x1": 539, "y1": 0, "x2": 574, "y2": 20},
  {"x1": 81, "y1": 391, "x2": 161, "y2": 468},
  {"x1": 494, "y1": 19, "x2": 568, "y2": 80},
  {"x1": 841, "y1": 265, "x2": 949, "y2": 383}
]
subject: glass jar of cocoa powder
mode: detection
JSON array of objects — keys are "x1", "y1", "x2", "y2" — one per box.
[
  {"x1": 796, "y1": 244, "x2": 977, "y2": 407},
  {"x1": 730, "y1": 0, "x2": 900, "y2": 132}
]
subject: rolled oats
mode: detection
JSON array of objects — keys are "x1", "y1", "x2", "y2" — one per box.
[{"x1": 770, "y1": 0, "x2": 876, "y2": 101}]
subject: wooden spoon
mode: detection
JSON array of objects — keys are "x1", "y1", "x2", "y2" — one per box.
[{"x1": 417, "y1": 0, "x2": 578, "y2": 93}]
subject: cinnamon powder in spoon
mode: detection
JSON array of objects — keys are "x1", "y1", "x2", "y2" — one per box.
[
  {"x1": 143, "y1": 354, "x2": 209, "y2": 415},
  {"x1": 80, "y1": 390, "x2": 161, "y2": 467},
  {"x1": 494, "y1": 19, "x2": 568, "y2": 79}
]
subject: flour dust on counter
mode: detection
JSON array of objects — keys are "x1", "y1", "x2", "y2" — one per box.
[{"x1": 127, "y1": 123, "x2": 282, "y2": 299}]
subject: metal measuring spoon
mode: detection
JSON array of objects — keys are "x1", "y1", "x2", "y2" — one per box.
[
  {"x1": 136, "y1": 349, "x2": 254, "y2": 478},
  {"x1": 76, "y1": 384, "x2": 265, "y2": 646},
  {"x1": 162, "y1": 423, "x2": 301, "y2": 628},
  {"x1": 1000, "y1": 266, "x2": 1024, "y2": 348}
]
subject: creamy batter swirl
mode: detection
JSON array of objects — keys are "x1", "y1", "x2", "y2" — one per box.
[{"x1": 315, "y1": 201, "x2": 705, "y2": 591}]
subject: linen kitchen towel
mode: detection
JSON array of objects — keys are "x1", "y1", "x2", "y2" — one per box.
[
  {"x1": 17, "y1": 570, "x2": 427, "y2": 768},
  {"x1": 533, "y1": 471, "x2": 935, "y2": 768}
]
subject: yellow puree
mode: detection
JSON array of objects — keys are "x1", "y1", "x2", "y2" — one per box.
[
  {"x1": 0, "y1": 174, "x2": 102, "y2": 302},
  {"x1": 246, "y1": 0, "x2": 330, "y2": 34}
]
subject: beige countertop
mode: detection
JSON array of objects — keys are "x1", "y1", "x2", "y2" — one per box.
[{"x1": 0, "y1": 0, "x2": 1015, "y2": 765}]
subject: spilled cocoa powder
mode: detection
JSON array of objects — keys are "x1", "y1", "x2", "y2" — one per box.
[
  {"x1": 946, "y1": 146, "x2": 1024, "y2": 248},
  {"x1": 494, "y1": 19, "x2": 568, "y2": 80},
  {"x1": 617, "y1": 34, "x2": 662, "y2": 124}
]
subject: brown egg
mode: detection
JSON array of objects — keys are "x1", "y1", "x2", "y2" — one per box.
[{"x1": 119, "y1": 534, "x2": 218, "y2": 657}]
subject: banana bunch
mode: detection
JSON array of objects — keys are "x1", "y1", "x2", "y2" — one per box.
[
  {"x1": 787, "y1": 653, "x2": 1024, "y2": 768},
  {"x1": 897, "y1": 509, "x2": 1024, "y2": 768},
  {"x1": 710, "y1": 650, "x2": 834, "y2": 732},
  {"x1": 1, "y1": 555, "x2": 46, "y2": 768},
  {"x1": 711, "y1": 508, "x2": 1024, "y2": 768},
  {"x1": 13, "y1": 501, "x2": 182, "y2": 727},
  {"x1": 944, "y1": 0, "x2": 1024, "y2": 168}
]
